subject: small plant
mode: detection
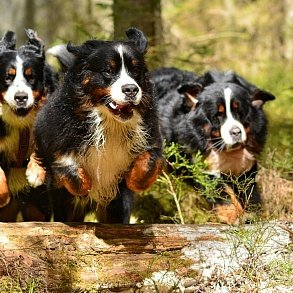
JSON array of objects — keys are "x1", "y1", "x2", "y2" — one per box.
[{"x1": 139, "y1": 142, "x2": 219, "y2": 224}]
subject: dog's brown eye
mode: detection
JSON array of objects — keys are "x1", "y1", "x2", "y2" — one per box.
[
  {"x1": 217, "y1": 104, "x2": 225, "y2": 117},
  {"x1": 132, "y1": 68, "x2": 141, "y2": 78},
  {"x1": 5, "y1": 68, "x2": 16, "y2": 83},
  {"x1": 5, "y1": 74, "x2": 15, "y2": 83},
  {"x1": 5, "y1": 74, "x2": 14, "y2": 80},
  {"x1": 27, "y1": 75, "x2": 35, "y2": 84},
  {"x1": 102, "y1": 69, "x2": 114, "y2": 78}
]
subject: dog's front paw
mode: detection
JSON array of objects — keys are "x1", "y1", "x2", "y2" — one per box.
[
  {"x1": 0, "y1": 168, "x2": 10, "y2": 208},
  {"x1": 26, "y1": 153, "x2": 46, "y2": 187},
  {"x1": 126, "y1": 151, "x2": 163, "y2": 192},
  {"x1": 61, "y1": 167, "x2": 92, "y2": 197},
  {"x1": 213, "y1": 203, "x2": 242, "y2": 225},
  {"x1": 213, "y1": 185, "x2": 244, "y2": 225}
]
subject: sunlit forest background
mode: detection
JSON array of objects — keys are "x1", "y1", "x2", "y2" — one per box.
[{"x1": 0, "y1": 0, "x2": 292, "y2": 222}]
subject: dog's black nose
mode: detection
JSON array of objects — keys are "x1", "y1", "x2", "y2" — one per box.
[
  {"x1": 230, "y1": 126, "x2": 242, "y2": 140},
  {"x1": 14, "y1": 92, "x2": 28, "y2": 105},
  {"x1": 122, "y1": 84, "x2": 139, "y2": 100}
]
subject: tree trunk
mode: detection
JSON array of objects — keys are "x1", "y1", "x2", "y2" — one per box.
[
  {"x1": 0, "y1": 222, "x2": 292, "y2": 292},
  {"x1": 113, "y1": 0, "x2": 164, "y2": 68},
  {"x1": 22, "y1": 0, "x2": 36, "y2": 43}
]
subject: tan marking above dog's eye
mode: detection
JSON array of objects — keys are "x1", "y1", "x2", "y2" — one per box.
[
  {"x1": 211, "y1": 130, "x2": 221, "y2": 137},
  {"x1": 82, "y1": 77, "x2": 91, "y2": 86},
  {"x1": 203, "y1": 123, "x2": 211, "y2": 134},
  {"x1": 131, "y1": 59, "x2": 138, "y2": 66},
  {"x1": 24, "y1": 67, "x2": 33, "y2": 76},
  {"x1": 232, "y1": 101, "x2": 239, "y2": 109},
  {"x1": 109, "y1": 60, "x2": 116, "y2": 68},
  {"x1": 8, "y1": 67, "x2": 16, "y2": 76},
  {"x1": 218, "y1": 104, "x2": 225, "y2": 113}
]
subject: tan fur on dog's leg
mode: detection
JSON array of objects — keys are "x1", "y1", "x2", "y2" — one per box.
[
  {"x1": 0, "y1": 167, "x2": 10, "y2": 208},
  {"x1": 214, "y1": 185, "x2": 244, "y2": 225},
  {"x1": 62, "y1": 168, "x2": 92, "y2": 197},
  {"x1": 126, "y1": 151, "x2": 163, "y2": 192}
]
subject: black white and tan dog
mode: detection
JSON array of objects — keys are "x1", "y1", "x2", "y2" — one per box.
[
  {"x1": 0, "y1": 29, "x2": 56, "y2": 221},
  {"x1": 27, "y1": 28, "x2": 163, "y2": 223},
  {"x1": 151, "y1": 68, "x2": 275, "y2": 224}
]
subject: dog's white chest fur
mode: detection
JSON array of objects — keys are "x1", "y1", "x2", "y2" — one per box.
[
  {"x1": 78, "y1": 110, "x2": 147, "y2": 206},
  {"x1": 206, "y1": 148, "x2": 255, "y2": 176}
]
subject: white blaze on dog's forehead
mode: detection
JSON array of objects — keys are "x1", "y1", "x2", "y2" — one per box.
[
  {"x1": 110, "y1": 45, "x2": 142, "y2": 105},
  {"x1": 223, "y1": 88, "x2": 232, "y2": 118},
  {"x1": 15, "y1": 56, "x2": 26, "y2": 84},
  {"x1": 220, "y1": 87, "x2": 246, "y2": 145}
]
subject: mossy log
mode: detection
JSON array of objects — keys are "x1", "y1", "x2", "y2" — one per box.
[{"x1": 0, "y1": 222, "x2": 292, "y2": 292}]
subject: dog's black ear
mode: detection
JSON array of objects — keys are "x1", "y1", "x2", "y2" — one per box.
[
  {"x1": 252, "y1": 89, "x2": 275, "y2": 108},
  {"x1": 178, "y1": 83, "x2": 203, "y2": 110},
  {"x1": 67, "y1": 40, "x2": 100, "y2": 56},
  {"x1": 25, "y1": 29, "x2": 44, "y2": 57},
  {"x1": 0, "y1": 31, "x2": 16, "y2": 53},
  {"x1": 47, "y1": 44, "x2": 76, "y2": 72},
  {"x1": 125, "y1": 27, "x2": 148, "y2": 54},
  {"x1": 66, "y1": 42, "x2": 82, "y2": 56}
]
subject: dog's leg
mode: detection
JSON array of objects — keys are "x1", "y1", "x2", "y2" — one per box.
[
  {"x1": 99, "y1": 180, "x2": 134, "y2": 224},
  {"x1": 213, "y1": 185, "x2": 244, "y2": 225},
  {"x1": 26, "y1": 152, "x2": 46, "y2": 187},
  {"x1": 126, "y1": 150, "x2": 163, "y2": 192},
  {"x1": 0, "y1": 200, "x2": 20, "y2": 221},
  {"x1": 50, "y1": 187, "x2": 88, "y2": 222},
  {"x1": 0, "y1": 167, "x2": 10, "y2": 208},
  {"x1": 20, "y1": 186, "x2": 52, "y2": 222},
  {"x1": 56, "y1": 166, "x2": 92, "y2": 197}
]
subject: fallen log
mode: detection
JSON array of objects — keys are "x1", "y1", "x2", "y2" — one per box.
[{"x1": 0, "y1": 221, "x2": 292, "y2": 292}]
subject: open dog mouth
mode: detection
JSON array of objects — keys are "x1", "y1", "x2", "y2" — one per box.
[
  {"x1": 13, "y1": 107, "x2": 32, "y2": 117},
  {"x1": 106, "y1": 101, "x2": 134, "y2": 120}
]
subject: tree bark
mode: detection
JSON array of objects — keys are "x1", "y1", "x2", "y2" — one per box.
[
  {"x1": 0, "y1": 222, "x2": 292, "y2": 292},
  {"x1": 113, "y1": 0, "x2": 164, "y2": 68},
  {"x1": 22, "y1": 0, "x2": 36, "y2": 43}
]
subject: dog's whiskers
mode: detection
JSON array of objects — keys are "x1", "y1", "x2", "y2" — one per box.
[
  {"x1": 141, "y1": 92, "x2": 153, "y2": 107},
  {"x1": 103, "y1": 95, "x2": 112, "y2": 104},
  {"x1": 207, "y1": 139, "x2": 226, "y2": 152}
]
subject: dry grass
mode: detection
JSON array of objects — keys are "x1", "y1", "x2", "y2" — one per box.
[{"x1": 258, "y1": 166, "x2": 293, "y2": 221}]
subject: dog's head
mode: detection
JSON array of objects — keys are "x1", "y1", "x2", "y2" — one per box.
[
  {"x1": 0, "y1": 29, "x2": 53, "y2": 128},
  {"x1": 48, "y1": 28, "x2": 151, "y2": 122},
  {"x1": 179, "y1": 78, "x2": 275, "y2": 152}
]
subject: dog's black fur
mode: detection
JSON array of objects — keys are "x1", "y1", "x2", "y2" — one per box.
[
  {"x1": 151, "y1": 68, "x2": 275, "y2": 223},
  {"x1": 27, "y1": 28, "x2": 163, "y2": 223},
  {"x1": 0, "y1": 29, "x2": 56, "y2": 221},
  {"x1": 151, "y1": 67, "x2": 201, "y2": 145}
]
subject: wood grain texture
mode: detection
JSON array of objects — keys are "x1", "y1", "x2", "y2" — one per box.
[{"x1": 0, "y1": 222, "x2": 292, "y2": 292}]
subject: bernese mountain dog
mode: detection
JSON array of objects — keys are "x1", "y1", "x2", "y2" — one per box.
[
  {"x1": 0, "y1": 29, "x2": 56, "y2": 221},
  {"x1": 151, "y1": 68, "x2": 275, "y2": 224},
  {"x1": 27, "y1": 28, "x2": 163, "y2": 223}
]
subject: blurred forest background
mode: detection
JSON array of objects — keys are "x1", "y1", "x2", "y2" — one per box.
[{"x1": 0, "y1": 0, "x2": 292, "y2": 222}]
